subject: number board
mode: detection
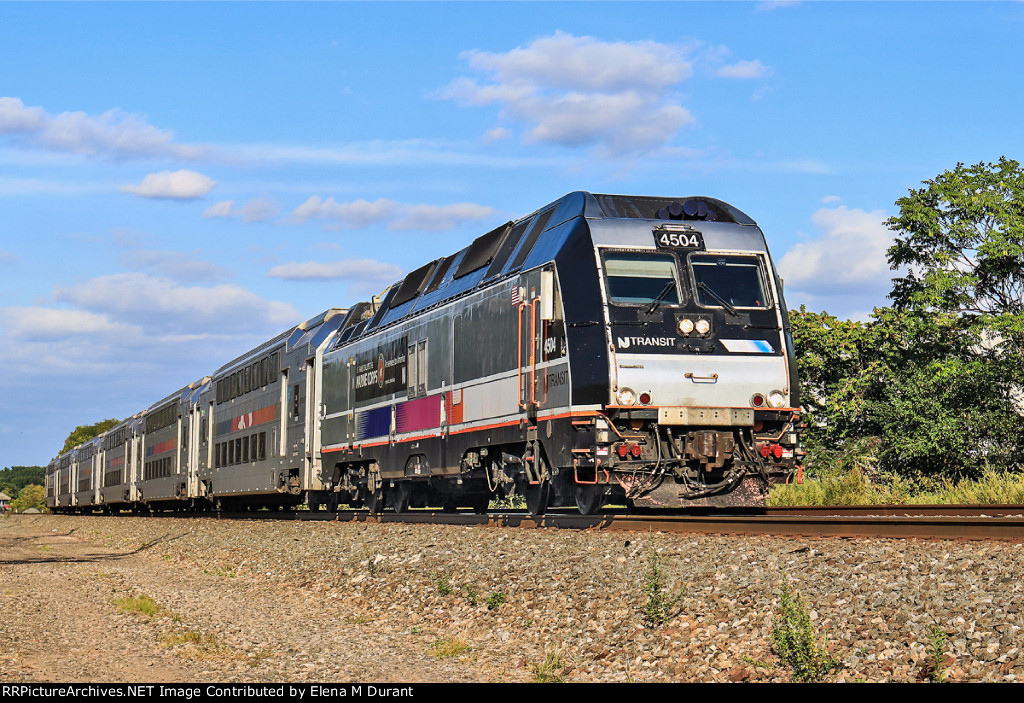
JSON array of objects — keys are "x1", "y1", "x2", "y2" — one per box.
[{"x1": 653, "y1": 229, "x2": 705, "y2": 250}]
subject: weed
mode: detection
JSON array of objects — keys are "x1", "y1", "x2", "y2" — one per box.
[
  {"x1": 923, "y1": 626, "x2": 949, "y2": 683},
  {"x1": 115, "y1": 594, "x2": 160, "y2": 618},
  {"x1": 248, "y1": 650, "x2": 273, "y2": 668},
  {"x1": 490, "y1": 493, "x2": 526, "y2": 510},
  {"x1": 203, "y1": 565, "x2": 236, "y2": 578},
  {"x1": 434, "y1": 572, "x2": 453, "y2": 596},
  {"x1": 770, "y1": 574, "x2": 839, "y2": 682},
  {"x1": 430, "y1": 637, "x2": 471, "y2": 658},
  {"x1": 640, "y1": 547, "x2": 685, "y2": 628},
  {"x1": 345, "y1": 615, "x2": 372, "y2": 625},
  {"x1": 530, "y1": 650, "x2": 566, "y2": 683},
  {"x1": 161, "y1": 630, "x2": 223, "y2": 656},
  {"x1": 741, "y1": 654, "x2": 777, "y2": 670},
  {"x1": 485, "y1": 590, "x2": 506, "y2": 610},
  {"x1": 463, "y1": 584, "x2": 479, "y2": 607}
]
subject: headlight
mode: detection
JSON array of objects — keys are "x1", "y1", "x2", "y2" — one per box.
[
  {"x1": 768, "y1": 390, "x2": 787, "y2": 408},
  {"x1": 616, "y1": 388, "x2": 637, "y2": 406},
  {"x1": 677, "y1": 318, "x2": 695, "y2": 335},
  {"x1": 695, "y1": 318, "x2": 711, "y2": 335}
]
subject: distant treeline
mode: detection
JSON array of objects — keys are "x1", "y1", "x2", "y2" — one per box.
[{"x1": 0, "y1": 465, "x2": 45, "y2": 497}]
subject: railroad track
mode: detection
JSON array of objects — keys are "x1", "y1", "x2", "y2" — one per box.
[{"x1": 168, "y1": 503, "x2": 1024, "y2": 541}]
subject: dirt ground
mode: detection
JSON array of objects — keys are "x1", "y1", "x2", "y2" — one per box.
[{"x1": 0, "y1": 515, "x2": 523, "y2": 683}]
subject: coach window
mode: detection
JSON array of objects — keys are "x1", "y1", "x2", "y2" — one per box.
[
  {"x1": 603, "y1": 251, "x2": 682, "y2": 307},
  {"x1": 690, "y1": 254, "x2": 770, "y2": 309}
]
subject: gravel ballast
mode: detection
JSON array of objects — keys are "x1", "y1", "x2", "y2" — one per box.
[{"x1": 1, "y1": 513, "x2": 1022, "y2": 683}]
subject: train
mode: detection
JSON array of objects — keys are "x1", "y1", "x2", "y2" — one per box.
[{"x1": 46, "y1": 191, "x2": 803, "y2": 516}]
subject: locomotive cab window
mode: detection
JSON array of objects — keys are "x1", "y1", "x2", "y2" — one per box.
[
  {"x1": 690, "y1": 254, "x2": 770, "y2": 309},
  {"x1": 603, "y1": 251, "x2": 682, "y2": 307}
]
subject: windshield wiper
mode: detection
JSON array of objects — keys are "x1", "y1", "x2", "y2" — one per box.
[
  {"x1": 644, "y1": 281, "x2": 677, "y2": 315},
  {"x1": 698, "y1": 282, "x2": 740, "y2": 317}
]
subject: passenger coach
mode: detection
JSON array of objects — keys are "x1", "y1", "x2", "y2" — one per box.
[{"x1": 47, "y1": 192, "x2": 802, "y2": 516}]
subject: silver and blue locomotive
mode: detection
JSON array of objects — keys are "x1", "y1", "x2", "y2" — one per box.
[{"x1": 46, "y1": 192, "x2": 802, "y2": 516}]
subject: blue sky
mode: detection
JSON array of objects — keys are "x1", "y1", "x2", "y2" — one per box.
[{"x1": 2, "y1": 1, "x2": 1022, "y2": 467}]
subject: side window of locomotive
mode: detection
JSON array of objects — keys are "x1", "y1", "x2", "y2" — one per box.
[
  {"x1": 603, "y1": 252, "x2": 682, "y2": 306},
  {"x1": 690, "y1": 254, "x2": 770, "y2": 309}
]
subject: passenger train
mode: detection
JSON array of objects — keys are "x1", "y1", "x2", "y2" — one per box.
[{"x1": 46, "y1": 192, "x2": 803, "y2": 516}]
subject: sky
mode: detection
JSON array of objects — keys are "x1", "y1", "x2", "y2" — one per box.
[{"x1": 2, "y1": 1, "x2": 1023, "y2": 467}]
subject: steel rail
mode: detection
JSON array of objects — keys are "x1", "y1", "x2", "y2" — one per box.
[
  {"x1": 210, "y1": 507, "x2": 1024, "y2": 541},
  {"x1": 58, "y1": 504, "x2": 1024, "y2": 540}
]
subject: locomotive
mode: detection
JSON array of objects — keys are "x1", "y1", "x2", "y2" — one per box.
[{"x1": 47, "y1": 192, "x2": 802, "y2": 516}]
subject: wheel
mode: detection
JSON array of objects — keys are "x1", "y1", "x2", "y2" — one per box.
[
  {"x1": 441, "y1": 496, "x2": 458, "y2": 513},
  {"x1": 389, "y1": 482, "x2": 411, "y2": 513},
  {"x1": 574, "y1": 484, "x2": 605, "y2": 515},
  {"x1": 471, "y1": 493, "x2": 492, "y2": 515},
  {"x1": 523, "y1": 480, "x2": 550, "y2": 516},
  {"x1": 365, "y1": 486, "x2": 384, "y2": 515}
]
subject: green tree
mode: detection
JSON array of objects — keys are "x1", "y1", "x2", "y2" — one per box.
[
  {"x1": 792, "y1": 304, "x2": 1023, "y2": 478},
  {"x1": 887, "y1": 157, "x2": 1024, "y2": 361},
  {"x1": 60, "y1": 419, "x2": 120, "y2": 454},
  {"x1": 11, "y1": 484, "x2": 46, "y2": 512},
  {"x1": 0, "y1": 466, "x2": 46, "y2": 497}
]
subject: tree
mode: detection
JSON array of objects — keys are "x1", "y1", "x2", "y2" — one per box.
[
  {"x1": 792, "y1": 305, "x2": 1023, "y2": 478},
  {"x1": 0, "y1": 466, "x2": 45, "y2": 497},
  {"x1": 11, "y1": 484, "x2": 46, "y2": 513},
  {"x1": 791, "y1": 159, "x2": 1024, "y2": 479},
  {"x1": 887, "y1": 157, "x2": 1024, "y2": 359},
  {"x1": 60, "y1": 419, "x2": 120, "y2": 454}
]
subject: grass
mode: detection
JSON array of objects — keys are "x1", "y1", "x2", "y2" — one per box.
[
  {"x1": 161, "y1": 630, "x2": 224, "y2": 656},
  {"x1": 114, "y1": 594, "x2": 160, "y2": 618},
  {"x1": 770, "y1": 456, "x2": 1024, "y2": 507},
  {"x1": 640, "y1": 547, "x2": 685, "y2": 628},
  {"x1": 485, "y1": 590, "x2": 506, "y2": 610},
  {"x1": 429, "y1": 637, "x2": 471, "y2": 658},
  {"x1": 530, "y1": 650, "x2": 567, "y2": 683},
  {"x1": 770, "y1": 574, "x2": 839, "y2": 682}
]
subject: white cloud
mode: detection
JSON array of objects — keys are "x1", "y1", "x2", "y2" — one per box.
[
  {"x1": 238, "y1": 198, "x2": 279, "y2": 223},
  {"x1": 483, "y1": 127, "x2": 512, "y2": 143},
  {"x1": 203, "y1": 200, "x2": 235, "y2": 218},
  {"x1": 716, "y1": 59, "x2": 773, "y2": 80},
  {"x1": 439, "y1": 32, "x2": 696, "y2": 156},
  {"x1": 2, "y1": 306, "x2": 140, "y2": 340},
  {"x1": 202, "y1": 198, "x2": 279, "y2": 222},
  {"x1": 289, "y1": 196, "x2": 398, "y2": 229},
  {"x1": 777, "y1": 205, "x2": 897, "y2": 316},
  {"x1": 821, "y1": 195, "x2": 842, "y2": 204},
  {"x1": 287, "y1": 196, "x2": 494, "y2": 231},
  {"x1": 120, "y1": 170, "x2": 217, "y2": 200},
  {"x1": 266, "y1": 259, "x2": 402, "y2": 282},
  {"x1": 0, "y1": 96, "x2": 208, "y2": 161},
  {"x1": 119, "y1": 250, "x2": 228, "y2": 284},
  {"x1": 388, "y1": 202, "x2": 495, "y2": 231},
  {"x1": 52, "y1": 273, "x2": 299, "y2": 333},
  {"x1": 0, "y1": 250, "x2": 15, "y2": 264}
]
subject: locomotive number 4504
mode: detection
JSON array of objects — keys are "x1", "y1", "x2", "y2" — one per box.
[{"x1": 654, "y1": 230, "x2": 705, "y2": 249}]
